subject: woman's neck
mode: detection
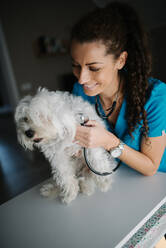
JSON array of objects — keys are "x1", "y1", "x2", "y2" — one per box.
[
  {"x1": 99, "y1": 79, "x2": 123, "y2": 110},
  {"x1": 99, "y1": 93, "x2": 117, "y2": 110}
]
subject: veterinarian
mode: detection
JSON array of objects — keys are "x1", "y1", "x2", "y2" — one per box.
[{"x1": 70, "y1": 1, "x2": 166, "y2": 176}]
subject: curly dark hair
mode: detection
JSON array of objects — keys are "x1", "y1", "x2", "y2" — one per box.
[{"x1": 70, "y1": 2, "x2": 152, "y2": 138}]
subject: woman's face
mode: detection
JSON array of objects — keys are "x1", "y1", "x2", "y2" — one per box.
[{"x1": 70, "y1": 40, "x2": 125, "y2": 97}]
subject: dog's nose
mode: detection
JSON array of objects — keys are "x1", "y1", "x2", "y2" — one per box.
[{"x1": 25, "y1": 129, "x2": 35, "y2": 138}]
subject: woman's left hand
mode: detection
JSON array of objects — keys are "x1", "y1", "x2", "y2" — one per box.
[{"x1": 74, "y1": 120, "x2": 119, "y2": 150}]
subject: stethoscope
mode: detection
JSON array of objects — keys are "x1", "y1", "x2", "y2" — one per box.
[{"x1": 77, "y1": 113, "x2": 121, "y2": 176}]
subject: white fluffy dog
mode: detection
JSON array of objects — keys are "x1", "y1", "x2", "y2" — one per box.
[{"x1": 15, "y1": 88, "x2": 117, "y2": 204}]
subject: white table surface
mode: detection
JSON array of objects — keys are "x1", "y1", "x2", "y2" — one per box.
[{"x1": 0, "y1": 166, "x2": 166, "y2": 248}]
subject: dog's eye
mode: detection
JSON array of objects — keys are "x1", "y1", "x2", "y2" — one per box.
[{"x1": 23, "y1": 117, "x2": 28, "y2": 122}]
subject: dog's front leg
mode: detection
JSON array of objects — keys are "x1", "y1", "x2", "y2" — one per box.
[
  {"x1": 50, "y1": 154, "x2": 79, "y2": 204},
  {"x1": 40, "y1": 180, "x2": 59, "y2": 199}
]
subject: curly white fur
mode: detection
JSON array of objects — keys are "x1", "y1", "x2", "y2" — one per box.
[{"x1": 15, "y1": 88, "x2": 117, "y2": 204}]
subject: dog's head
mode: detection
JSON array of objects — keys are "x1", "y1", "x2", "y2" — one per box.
[{"x1": 14, "y1": 88, "x2": 76, "y2": 150}]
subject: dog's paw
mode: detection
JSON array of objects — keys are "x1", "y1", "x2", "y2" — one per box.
[
  {"x1": 40, "y1": 183, "x2": 59, "y2": 199},
  {"x1": 97, "y1": 178, "x2": 112, "y2": 192},
  {"x1": 61, "y1": 179, "x2": 79, "y2": 204},
  {"x1": 79, "y1": 178, "x2": 95, "y2": 196},
  {"x1": 99, "y1": 183, "x2": 111, "y2": 192}
]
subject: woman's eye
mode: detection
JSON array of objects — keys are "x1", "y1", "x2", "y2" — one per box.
[
  {"x1": 72, "y1": 63, "x2": 100, "y2": 72},
  {"x1": 89, "y1": 67, "x2": 100, "y2": 72}
]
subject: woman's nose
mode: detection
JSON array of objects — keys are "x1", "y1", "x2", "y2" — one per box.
[{"x1": 78, "y1": 69, "x2": 90, "y2": 84}]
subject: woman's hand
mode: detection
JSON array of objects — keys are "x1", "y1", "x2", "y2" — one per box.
[{"x1": 74, "y1": 120, "x2": 120, "y2": 150}]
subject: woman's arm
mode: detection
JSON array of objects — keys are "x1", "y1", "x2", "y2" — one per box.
[
  {"x1": 74, "y1": 120, "x2": 166, "y2": 176},
  {"x1": 119, "y1": 135, "x2": 166, "y2": 176}
]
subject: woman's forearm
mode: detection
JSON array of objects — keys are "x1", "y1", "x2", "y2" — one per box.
[
  {"x1": 119, "y1": 144, "x2": 156, "y2": 176},
  {"x1": 105, "y1": 131, "x2": 156, "y2": 176}
]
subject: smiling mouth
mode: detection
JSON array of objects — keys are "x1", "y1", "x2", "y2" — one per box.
[
  {"x1": 83, "y1": 83, "x2": 98, "y2": 90},
  {"x1": 33, "y1": 138, "x2": 43, "y2": 143}
]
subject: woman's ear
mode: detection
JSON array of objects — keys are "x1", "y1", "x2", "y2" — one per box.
[{"x1": 116, "y1": 51, "x2": 128, "y2": 70}]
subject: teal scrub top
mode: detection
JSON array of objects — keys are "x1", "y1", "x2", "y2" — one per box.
[{"x1": 72, "y1": 78, "x2": 166, "y2": 172}]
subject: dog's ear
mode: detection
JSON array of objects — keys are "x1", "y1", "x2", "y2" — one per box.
[
  {"x1": 60, "y1": 113, "x2": 76, "y2": 140},
  {"x1": 15, "y1": 95, "x2": 32, "y2": 123},
  {"x1": 28, "y1": 91, "x2": 53, "y2": 126}
]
